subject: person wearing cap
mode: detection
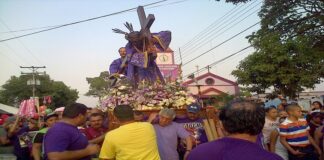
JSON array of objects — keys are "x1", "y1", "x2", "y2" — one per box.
[
  {"x1": 99, "y1": 105, "x2": 160, "y2": 160},
  {"x1": 174, "y1": 103, "x2": 208, "y2": 159},
  {"x1": 149, "y1": 108, "x2": 192, "y2": 160},
  {"x1": 32, "y1": 112, "x2": 58, "y2": 160}
]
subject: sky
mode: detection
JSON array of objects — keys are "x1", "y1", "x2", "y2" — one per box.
[{"x1": 0, "y1": 0, "x2": 323, "y2": 107}]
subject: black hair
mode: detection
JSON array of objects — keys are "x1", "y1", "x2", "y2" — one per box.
[
  {"x1": 114, "y1": 105, "x2": 134, "y2": 122},
  {"x1": 89, "y1": 113, "x2": 104, "y2": 119},
  {"x1": 285, "y1": 103, "x2": 301, "y2": 113},
  {"x1": 265, "y1": 106, "x2": 277, "y2": 113},
  {"x1": 118, "y1": 47, "x2": 125, "y2": 52},
  {"x1": 312, "y1": 101, "x2": 323, "y2": 109},
  {"x1": 219, "y1": 100, "x2": 265, "y2": 135},
  {"x1": 63, "y1": 103, "x2": 88, "y2": 118}
]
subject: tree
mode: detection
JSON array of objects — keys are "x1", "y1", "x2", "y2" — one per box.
[
  {"x1": 223, "y1": 0, "x2": 324, "y2": 98},
  {"x1": 85, "y1": 71, "x2": 110, "y2": 97},
  {"x1": 232, "y1": 34, "x2": 323, "y2": 98},
  {"x1": 0, "y1": 74, "x2": 78, "y2": 109}
]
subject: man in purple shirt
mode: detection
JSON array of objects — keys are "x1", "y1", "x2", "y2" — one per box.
[
  {"x1": 188, "y1": 100, "x2": 283, "y2": 160},
  {"x1": 44, "y1": 103, "x2": 100, "y2": 160},
  {"x1": 109, "y1": 47, "x2": 127, "y2": 75},
  {"x1": 149, "y1": 108, "x2": 192, "y2": 160}
]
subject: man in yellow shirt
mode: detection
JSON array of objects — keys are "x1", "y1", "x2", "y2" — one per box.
[{"x1": 99, "y1": 105, "x2": 160, "y2": 160}]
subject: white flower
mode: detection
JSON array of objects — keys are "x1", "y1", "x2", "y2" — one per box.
[{"x1": 118, "y1": 86, "x2": 127, "y2": 90}]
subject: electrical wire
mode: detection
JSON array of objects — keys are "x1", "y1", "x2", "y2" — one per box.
[
  {"x1": 178, "y1": 6, "x2": 260, "y2": 63},
  {"x1": 175, "y1": 0, "x2": 261, "y2": 62},
  {"x1": 0, "y1": 0, "x2": 168, "y2": 43},
  {"x1": 183, "y1": 45, "x2": 252, "y2": 78},
  {"x1": 182, "y1": 21, "x2": 259, "y2": 66},
  {"x1": 0, "y1": 18, "x2": 43, "y2": 65}
]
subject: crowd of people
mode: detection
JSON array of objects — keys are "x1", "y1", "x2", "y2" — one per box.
[{"x1": 0, "y1": 99, "x2": 323, "y2": 160}]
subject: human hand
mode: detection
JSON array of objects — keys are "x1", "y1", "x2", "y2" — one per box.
[
  {"x1": 315, "y1": 147, "x2": 322, "y2": 155},
  {"x1": 147, "y1": 45, "x2": 157, "y2": 53},
  {"x1": 183, "y1": 150, "x2": 190, "y2": 160},
  {"x1": 85, "y1": 144, "x2": 100, "y2": 155},
  {"x1": 292, "y1": 150, "x2": 306, "y2": 156},
  {"x1": 148, "y1": 113, "x2": 158, "y2": 123}
]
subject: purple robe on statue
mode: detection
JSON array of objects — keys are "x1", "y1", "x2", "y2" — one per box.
[
  {"x1": 109, "y1": 58, "x2": 127, "y2": 75},
  {"x1": 125, "y1": 31, "x2": 171, "y2": 85}
]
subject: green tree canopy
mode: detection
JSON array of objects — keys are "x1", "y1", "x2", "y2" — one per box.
[
  {"x1": 232, "y1": 34, "x2": 323, "y2": 98},
  {"x1": 0, "y1": 74, "x2": 78, "y2": 109},
  {"x1": 85, "y1": 71, "x2": 110, "y2": 97},
  {"x1": 225, "y1": 0, "x2": 324, "y2": 98}
]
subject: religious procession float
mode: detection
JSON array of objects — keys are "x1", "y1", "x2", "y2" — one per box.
[
  {"x1": 99, "y1": 6, "x2": 196, "y2": 112},
  {"x1": 96, "y1": 7, "x2": 220, "y2": 141}
]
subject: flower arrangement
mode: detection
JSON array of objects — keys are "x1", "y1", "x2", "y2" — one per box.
[{"x1": 100, "y1": 78, "x2": 195, "y2": 111}]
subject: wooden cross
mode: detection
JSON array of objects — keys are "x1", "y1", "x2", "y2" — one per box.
[
  {"x1": 206, "y1": 65, "x2": 211, "y2": 73},
  {"x1": 137, "y1": 6, "x2": 155, "y2": 42}
]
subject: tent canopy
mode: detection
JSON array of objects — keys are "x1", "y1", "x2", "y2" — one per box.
[{"x1": 0, "y1": 103, "x2": 18, "y2": 114}]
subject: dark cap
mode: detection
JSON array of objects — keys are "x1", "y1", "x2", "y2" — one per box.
[
  {"x1": 45, "y1": 112, "x2": 59, "y2": 121},
  {"x1": 187, "y1": 103, "x2": 201, "y2": 113}
]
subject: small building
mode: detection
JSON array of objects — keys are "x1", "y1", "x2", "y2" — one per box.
[{"x1": 182, "y1": 72, "x2": 239, "y2": 98}]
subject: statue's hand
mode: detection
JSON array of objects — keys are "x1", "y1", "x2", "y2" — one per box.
[{"x1": 147, "y1": 45, "x2": 157, "y2": 53}]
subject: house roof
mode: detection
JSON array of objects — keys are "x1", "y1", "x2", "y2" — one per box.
[
  {"x1": 200, "y1": 88, "x2": 226, "y2": 95},
  {"x1": 183, "y1": 72, "x2": 238, "y2": 86}
]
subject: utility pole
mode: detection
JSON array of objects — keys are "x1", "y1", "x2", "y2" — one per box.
[
  {"x1": 20, "y1": 66, "x2": 46, "y2": 98},
  {"x1": 196, "y1": 65, "x2": 199, "y2": 77},
  {"x1": 178, "y1": 48, "x2": 183, "y2": 82}
]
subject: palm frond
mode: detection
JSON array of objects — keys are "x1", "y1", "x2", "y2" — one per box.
[
  {"x1": 124, "y1": 22, "x2": 134, "y2": 32},
  {"x1": 112, "y1": 28, "x2": 128, "y2": 35}
]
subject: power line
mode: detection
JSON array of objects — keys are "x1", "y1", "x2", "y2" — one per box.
[
  {"x1": 20, "y1": 66, "x2": 46, "y2": 97},
  {"x1": 0, "y1": 25, "x2": 59, "y2": 34},
  {"x1": 146, "y1": 0, "x2": 190, "y2": 9},
  {"x1": 0, "y1": 51, "x2": 20, "y2": 66},
  {"x1": 2, "y1": 43, "x2": 32, "y2": 66},
  {"x1": 183, "y1": 45, "x2": 252, "y2": 78},
  {"x1": 182, "y1": 21, "x2": 259, "y2": 66},
  {"x1": 175, "y1": 0, "x2": 258, "y2": 59},
  {"x1": 0, "y1": 0, "x2": 168, "y2": 43},
  {"x1": 175, "y1": 0, "x2": 261, "y2": 62},
  {"x1": 0, "y1": 0, "x2": 189, "y2": 36},
  {"x1": 0, "y1": 18, "x2": 43, "y2": 65},
  {"x1": 177, "y1": 2, "x2": 243, "y2": 50},
  {"x1": 178, "y1": 6, "x2": 260, "y2": 63}
]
